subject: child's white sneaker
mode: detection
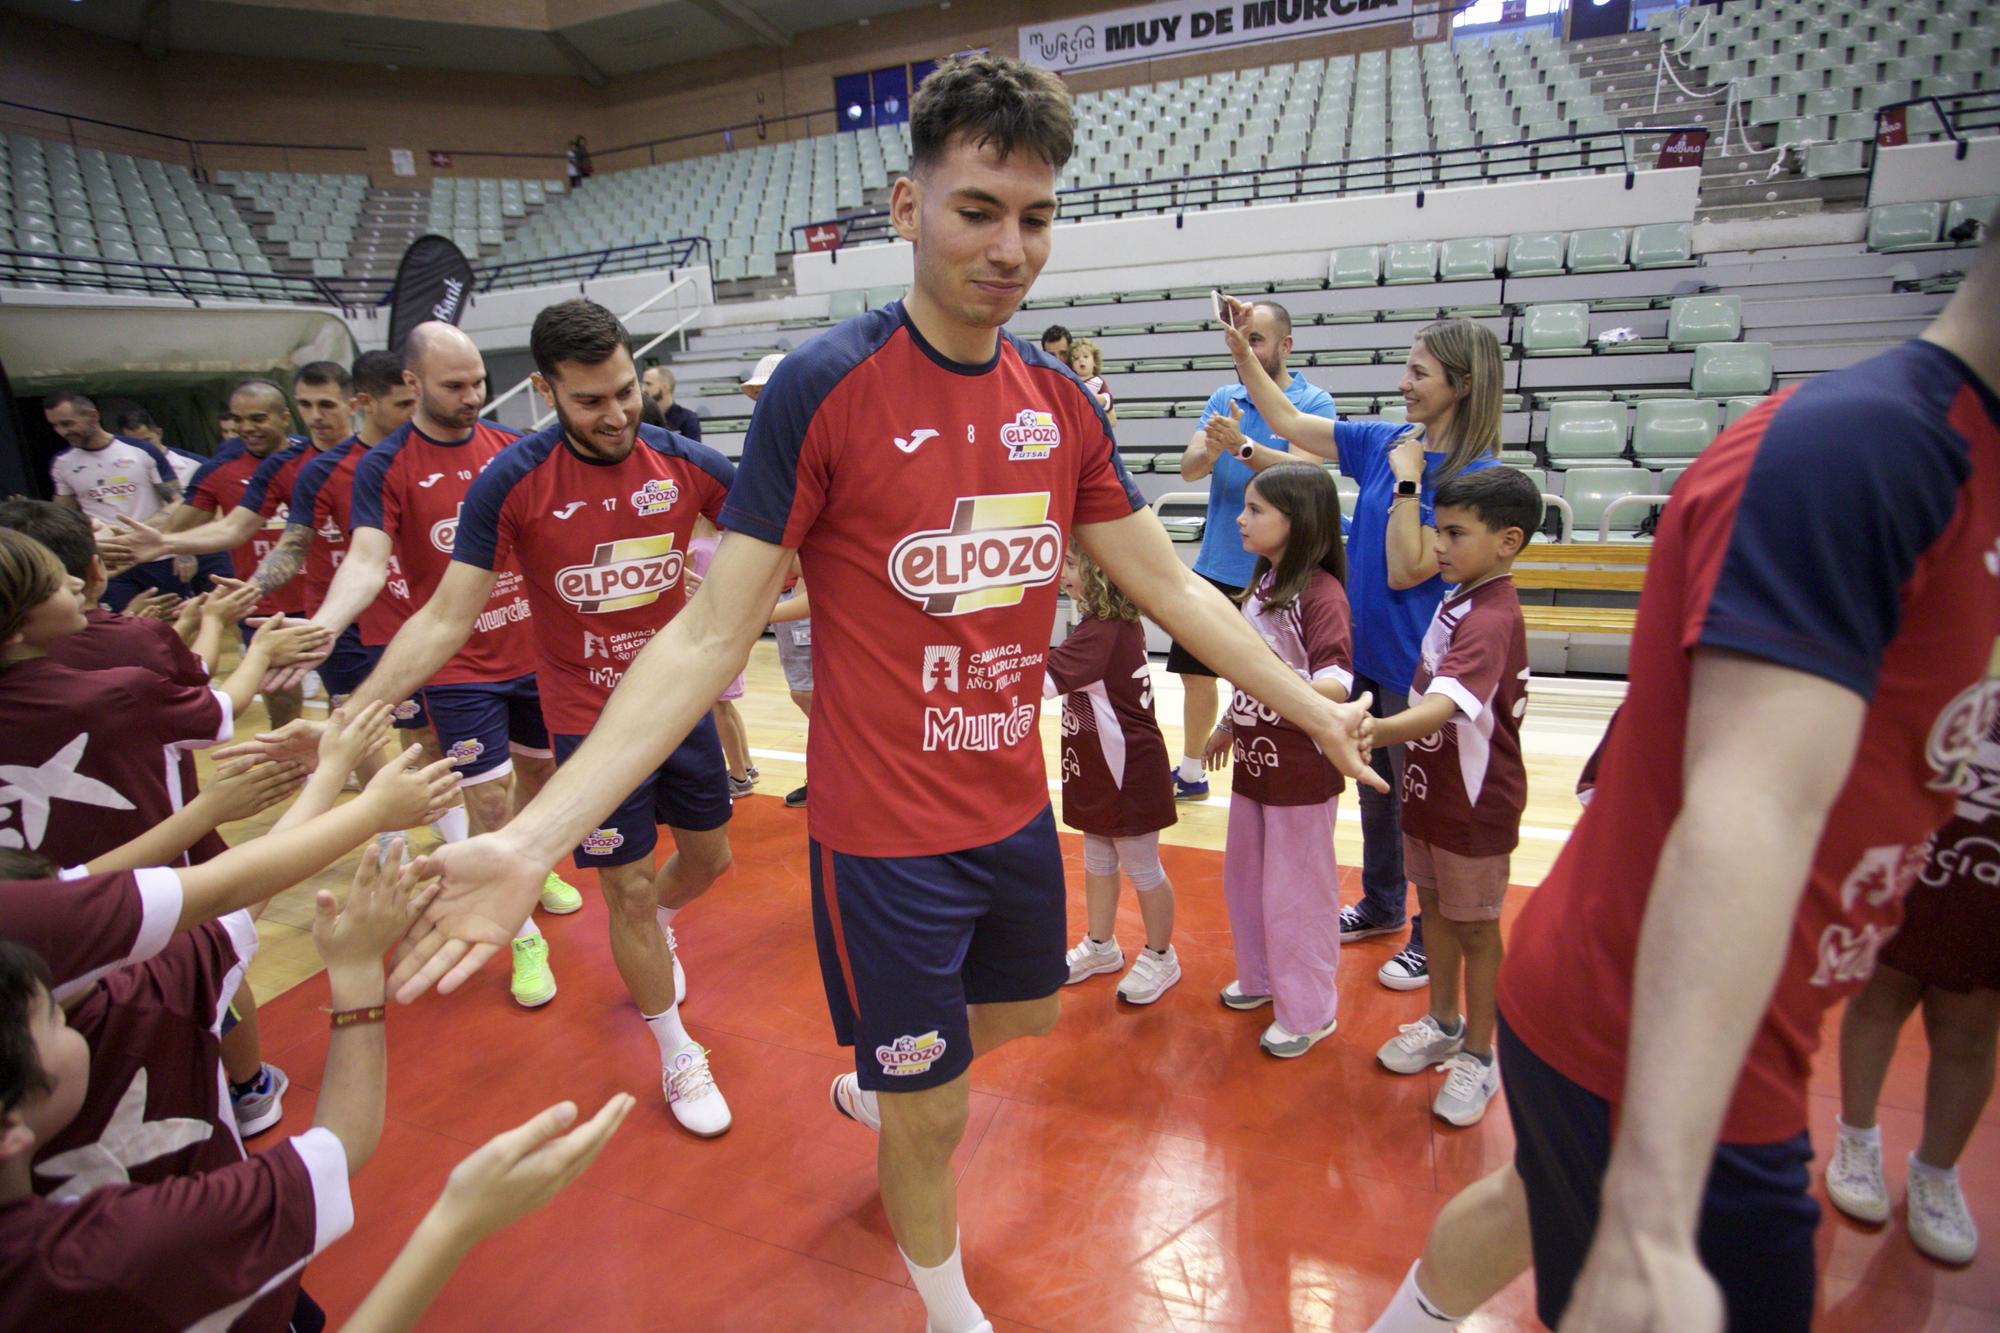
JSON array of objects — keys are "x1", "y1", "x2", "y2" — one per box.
[
  {"x1": 1377, "y1": 1013, "x2": 1464, "y2": 1075},
  {"x1": 1117, "y1": 946, "x2": 1181, "y2": 1004},
  {"x1": 1064, "y1": 935, "x2": 1124, "y2": 984},
  {"x1": 1907, "y1": 1155, "x2": 1979, "y2": 1265},
  {"x1": 1433, "y1": 1051, "x2": 1501, "y2": 1126}
]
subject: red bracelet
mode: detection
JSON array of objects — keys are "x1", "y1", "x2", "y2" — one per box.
[{"x1": 328, "y1": 1005, "x2": 387, "y2": 1029}]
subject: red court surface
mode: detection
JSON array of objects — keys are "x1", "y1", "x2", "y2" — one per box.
[{"x1": 256, "y1": 797, "x2": 2000, "y2": 1330}]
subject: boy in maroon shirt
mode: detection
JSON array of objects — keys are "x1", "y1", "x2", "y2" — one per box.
[{"x1": 1367, "y1": 467, "x2": 1538, "y2": 1128}]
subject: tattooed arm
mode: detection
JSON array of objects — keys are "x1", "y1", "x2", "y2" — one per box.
[{"x1": 253, "y1": 522, "x2": 315, "y2": 598}]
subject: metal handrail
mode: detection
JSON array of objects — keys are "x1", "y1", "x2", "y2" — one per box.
[
  {"x1": 796, "y1": 124, "x2": 1709, "y2": 253},
  {"x1": 473, "y1": 237, "x2": 711, "y2": 292},
  {"x1": 1598, "y1": 492, "x2": 1672, "y2": 542},
  {"x1": 483, "y1": 272, "x2": 705, "y2": 426},
  {"x1": 1871, "y1": 89, "x2": 2000, "y2": 162}
]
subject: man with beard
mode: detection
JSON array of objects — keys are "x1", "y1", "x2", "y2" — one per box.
[{"x1": 42, "y1": 390, "x2": 185, "y2": 610}]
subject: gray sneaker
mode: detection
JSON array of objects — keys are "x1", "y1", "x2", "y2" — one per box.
[
  {"x1": 1377, "y1": 1013, "x2": 1464, "y2": 1075},
  {"x1": 1433, "y1": 1051, "x2": 1501, "y2": 1126},
  {"x1": 1117, "y1": 946, "x2": 1181, "y2": 1004},
  {"x1": 1219, "y1": 980, "x2": 1272, "y2": 1010},
  {"x1": 231, "y1": 1063, "x2": 289, "y2": 1137},
  {"x1": 727, "y1": 774, "x2": 755, "y2": 799},
  {"x1": 1260, "y1": 1015, "x2": 1338, "y2": 1058}
]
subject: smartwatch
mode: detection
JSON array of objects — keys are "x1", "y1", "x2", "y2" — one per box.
[
  {"x1": 1394, "y1": 479, "x2": 1420, "y2": 498},
  {"x1": 1236, "y1": 441, "x2": 1257, "y2": 461}
]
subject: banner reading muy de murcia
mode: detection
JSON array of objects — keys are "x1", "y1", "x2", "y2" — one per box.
[{"x1": 1020, "y1": 0, "x2": 1405, "y2": 75}]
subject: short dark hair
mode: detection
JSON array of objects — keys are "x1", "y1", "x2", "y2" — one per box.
[
  {"x1": 0, "y1": 500, "x2": 96, "y2": 580},
  {"x1": 351, "y1": 350, "x2": 406, "y2": 399},
  {"x1": 1040, "y1": 325, "x2": 1071, "y2": 346},
  {"x1": 911, "y1": 55, "x2": 1074, "y2": 175},
  {"x1": 0, "y1": 939, "x2": 55, "y2": 1117},
  {"x1": 294, "y1": 360, "x2": 353, "y2": 395},
  {"x1": 1251, "y1": 300, "x2": 1293, "y2": 338},
  {"x1": 639, "y1": 396, "x2": 666, "y2": 429},
  {"x1": 530, "y1": 299, "x2": 631, "y2": 380},
  {"x1": 0, "y1": 850, "x2": 57, "y2": 881},
  {"x1": 1436, "y1": 466, "x2": 1544, "y2": 545},
  {"x1": 115, "y1": 406, "x2": 158, "y2": 433},
  {"x1": 43, "y1": 390, "x2": 94, "y2": 415}
]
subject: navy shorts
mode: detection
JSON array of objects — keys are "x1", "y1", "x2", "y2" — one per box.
[
  {"x1": 551, "y1": 715, "x2": 731, "y2": 868},
  {"x1": 318, "y1": 627, "x2": 428, "y2": 729},
  {"x1": 1163, "y1": 572, "x2": 1246, "y2": 677},
  {"x1": 1498, "y1": 1012, "x2": 1819, "y2": 1333},
  {"x1": 425, "y1": 674, "x2": 551, "y2": 784},
  {"x1": 811, "y1": 805, "x2": 1067, "y2": 1092}
]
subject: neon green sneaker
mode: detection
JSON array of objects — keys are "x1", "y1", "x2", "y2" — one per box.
[
  {"x1": 539, "y1": 872, "x2": 583, "y2": 915},
  {"x1": 510, "y1": 934, "x2": 556, "y2": 1008}
]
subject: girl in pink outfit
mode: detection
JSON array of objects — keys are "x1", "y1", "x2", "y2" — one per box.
[{"x1": 1202, "y1": 462, "x2": 1354, "y2": 1058}]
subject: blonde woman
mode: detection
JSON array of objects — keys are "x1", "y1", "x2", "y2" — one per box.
[{"x1": 1211, "y1": 300, "x2": 1503, "y2": 990}]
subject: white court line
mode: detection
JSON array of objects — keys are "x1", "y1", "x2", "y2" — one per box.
[{"x1": 744, "y1": 745, "x2": 1577, "y2": 843}]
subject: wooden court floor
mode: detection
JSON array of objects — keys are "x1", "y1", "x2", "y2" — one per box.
[{"x1": 209, "y1": 643, "x2": 1996, "y2": 1331}]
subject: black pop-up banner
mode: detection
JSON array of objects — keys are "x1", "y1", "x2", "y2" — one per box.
[{"x1": 386, "y1": 235, "x2": 475, "y2": 353}]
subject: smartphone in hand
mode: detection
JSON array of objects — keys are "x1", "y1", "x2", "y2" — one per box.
[{"x1": 1211, "y1": 289, "x2": 1232, "y2": 328}]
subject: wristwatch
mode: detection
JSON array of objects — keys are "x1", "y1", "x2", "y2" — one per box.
[
  {"x1": 1236, "y1": 441, "x2": 1257, "y2": 460},
  {"x1": 1395, "y1": 478, "x2": 1420, "y2": 498}
]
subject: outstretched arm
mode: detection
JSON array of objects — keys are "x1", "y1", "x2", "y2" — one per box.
[
  {"x1": 1558, "y1": 649, "x2": 1865, "y2": 1332},
  {"x1": 252, "y1": 522, "x2": 315, "y2": 599},
  {"x1": 351, "y1": 561, "x2": 493, "y2": 712},
  {"x1": 107, "y1": 505, "x2": 264, "y2": 560},
  {"x1": 1216, "y1": 294, "x2": 1336, "y2": 459},
  {"x1": 1075, "y1": 506, "x2": 1382, "y2": 791}
]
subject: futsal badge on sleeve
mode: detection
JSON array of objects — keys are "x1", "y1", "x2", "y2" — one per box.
[
  {"x1": 877, "y1": 1030, "x2": 949, "y2": 1077},
  {"x1": 1001, "y1": 409, "x2": 1061, "y2": 461},
  {"x1": 631, "y1": 478, "x2": 680, "y2": 516}
]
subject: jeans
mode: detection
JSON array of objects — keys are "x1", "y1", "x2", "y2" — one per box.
[{"x1": 1354, "y1": 669, "x2": 1422, "y2": 954}]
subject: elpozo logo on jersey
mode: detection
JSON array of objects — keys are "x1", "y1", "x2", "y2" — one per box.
[
  {"x1": 630, "y1": 478, "x2": 679, "y2": 516},
  {"x1": 430, "y1": 506, "x2": 460, "y2": 555},
  {"x1": 888, "y1": 492, "x2": 1062, "y2": 616},
  {"x1": 556, "y1": 534, "x2": 684, "y2": 613},
  {"x1": 1001, "y1": 409, "x2": 1061, "y2": 461}
]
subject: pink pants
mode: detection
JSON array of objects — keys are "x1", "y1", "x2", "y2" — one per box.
[{"x1": 1223, "y1": 793, "x2": 1342, "y2": 1036}]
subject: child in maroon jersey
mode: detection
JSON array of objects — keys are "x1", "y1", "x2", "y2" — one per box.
[
  {"x1": 1201, "y1": 463, "x2": 1355, "y2": 1058},
  {"x1": 1050, "y1": 546, "x2": 1179, "y2": 1004},
  {"x1": 1367, "y1": 467, "x2": 1538, "y2": 1128}
]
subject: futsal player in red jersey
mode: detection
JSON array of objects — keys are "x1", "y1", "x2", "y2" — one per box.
[
  {"x1": 391, "y1": 57, "x2": 1380, "y2": 1333},
  {"x1": 1368, "y1": 211, "x2": 2000, "y2": 1333}
]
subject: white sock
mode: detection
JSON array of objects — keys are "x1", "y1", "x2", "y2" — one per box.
[
  {"x1": 1367, "y1": 1261, "x2": 1460, "y2": 1331},
  {"x1": 901, "y1": 1234, "x2": 984, "y2": 1333},
  {"x1": 643, "y1": 1003, "x2": 692, "y2": 1060},
  {"x1": 656, "y1": 904, "x2": 679, "y2": 936},
  {"x1": 1837, "y1": 1117, "x2": 1882, "y2": 1146},
  {"x1": 1178, "y1": 754, "x2": 1204, "y2": 783},
  {"x1": 514, "y1": 918, "x2": 541, "y2": 943},
  {"x1": 431, "y1": 805, "x2": 469, "y2": 842},
  {"x1": 1909, "y1": 1151, "x2": 1959, "y2": 1184}
]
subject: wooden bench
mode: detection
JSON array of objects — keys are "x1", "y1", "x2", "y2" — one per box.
[{"x1": 1521, "y1": 605, "x2": 1639, "y2": 634}]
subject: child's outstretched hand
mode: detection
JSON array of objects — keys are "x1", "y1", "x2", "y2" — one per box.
[
  {"x1": 203, "y1": 577, "x2": 263, "y2": 624},
  {"x1": 123, "y1": 588, "x2": 180, "y2": 621},
  {"x1": 251, "y1": 614, "x2": 333, "y2": 667},
  {"x1": 192, "y1": 755, "x2": 307, "y2": 824},
  {"x1": 312, "y1": 838, "x2": 436, "y2": 977},
  {"x1": 318, "y1": 701, "x2": 393, "y2": 779},
  {"x1": 360, "y1": 745, "x2": 464, "y2": 832},
  {"x1": 1203, "y1": 724, "x2": 1234, "y2": 771},
  {"x1": 427, "y1": 1095, "x2": 636, "y2": 1248},
  {"x1": 173, "y1": 591, "x2": 207, "y2": 640}
]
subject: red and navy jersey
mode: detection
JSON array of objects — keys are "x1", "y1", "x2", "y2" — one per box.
[
  {"x1": 720, "y1": 303, "x2": 1146, "y2": 857},
  {"x1": 187, "y1": 436, "x2": 308, "y2": 616},
  {"x1": 351, "y1": 420, "x2": 536, "y2": 684},
  {"x1": 454, "y1": 423, "x2": 734, "y2": 735},
  {"x1": 1227, "y1": 567, "x2": 1354, "y2": 806},
  {"x1": 1045, "y1": 615, "x2": 1174, "y2": 838},
  {"x1": 1501, "y1": 340, "x2": 2000, "y2": 1144},
  {"x1": 290, "y1": 436, "x2": 414, "y2": 637},
  {"x1": 1402, "y1": 574, "x2": 1530, "y2": 857}
]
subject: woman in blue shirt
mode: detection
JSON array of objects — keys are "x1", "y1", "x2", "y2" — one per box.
[{"x1": 1213, "y1": 301, "x2": 1503, "y2": 988}]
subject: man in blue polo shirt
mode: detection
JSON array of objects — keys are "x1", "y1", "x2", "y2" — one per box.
[{"x1": 1166, "y1": 299, "x2": 1336, "y2": 798}]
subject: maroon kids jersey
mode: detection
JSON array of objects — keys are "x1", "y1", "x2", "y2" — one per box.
[
  {"x1": 451, "y1": 422, "x2": 735, "y2": 736},
  {"x1": 1227, "y1": 567, "x2": 1354, "y2": 807},
  {"x1": 1045, "y1": 614, "x2": 1175, "y2": 839},
  {"x1": 350, "y1": 420, "x2": 536, "y2": 685},
  {"x1": 1400, "y1": 573, "x2": 1530, "y2": 857}
]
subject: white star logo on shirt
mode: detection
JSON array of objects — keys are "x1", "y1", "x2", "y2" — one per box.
[
  {"x1": 33, "y1": 1068, "x2": 214, "y2": 1201},
  {"x1": 0, "y1": 733, "x2": 136, "y2": 850}
]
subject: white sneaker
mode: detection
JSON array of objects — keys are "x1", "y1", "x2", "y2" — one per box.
[
  {"x1": 1433, "y1": 1051, "x2": 1500, "y2": 1126},
  {"x1": 662, "y1": 1041, "x2": 731, "y2": 1137},
  {"x1": 662, "y1": 922, "x2": 687, "y2": 1006},
  {"x1": 1064, "y1": 935, "x2": 1124, "y2": 985},
  {"x1": 829, "y1": 1072, "x2": 881, "y2": 1133},
  {"x1": 1377, "y1": 1013, "x2": 1465, "y2": 1075},
  {"x1": 1117, "y1": 946, "x2": 1181, "y2": 1004},
  {"x1": 1260, "y1": 1015, "x2": 1338, "y2": 1058},
  {"x1": 1219, "y1": 979, "x2": 1272, "y2": 1010},
  {"x1": 1907, "y1": 1157, "x2": 1979, "y2": 1264},
  {"x1": 1824, "y1": 1129, "x2": 1890, "y2": 1224}
]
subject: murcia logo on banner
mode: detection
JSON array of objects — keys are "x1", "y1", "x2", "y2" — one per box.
[
  {"x1": 557, "y1": 534, "x2": 684, "y2": 613},
  {"x1": 888, "y1": 492, "x2": 1063, "y2": 616},
  {"x1": 1019, "y1": 0, "x2": 1403, "y2": 75}
]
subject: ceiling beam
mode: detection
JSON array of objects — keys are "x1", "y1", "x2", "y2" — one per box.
[
  {"x1": 688, "y1": 0, "x2": 790, "y2": 49},
  {"x1": 138, "y1": 0, "x2": 172, "y2": 60},
  {"x1": 545, "y1": 30, "x2": 610, "y2": 85}
]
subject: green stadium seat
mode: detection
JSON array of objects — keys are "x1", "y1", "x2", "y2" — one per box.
[
  {"x1": 1667, "y1": 295, "x2": 1742, "y2": 346},
  {"x1": 1563, "y1": 467, "x2": 1661, "y2": 541},
  {"x1": 1945, "y1": 196, "x2": 1997, "y2": 243},
  {"x1": 1544, "y1": 400, "x2": 1627, "y2": 468},
  {"x1": 1723, "y1": 395, "x2": 1766, "y2": 424},
  {"x1": 1566, "y1": 228, "x2": 1629, "y2": 273},
  {"x1": 1329, "y1": 245, "x2": 1383, "y2": 287},
  {"x1": 1333, "y1": 474, "x2": 1359, "y2": 519},
  {"x1": 1385, "y1": 241, "x2": 1439, "y2": 284},
  {"x1": 1805, "y1": 141, "x2": 1866, "y2": 178},
  {"x1": 1631, "y1": 399, "x2": 1720, "y2": 466},
  {"x1": 1522, "y1": 302, "x2": 1590, "y2": 354},
  {"x1": 866, "y1": 285, "x2": 904, "y2": 308},
  {"x1": 1691, "y1": 342, "x2": 1774, "y2": 397},
  {"x1": 1439, "y1": 236, "x2": 1496, "y2": 281},
  {"x1": 1506, "y1": 231, "x2": 1565, "y2": 276},
  {"x1": 828, "y1": 290, "x2": 868, "y2": 319},
  {"x1": 1867, "y1": 202, "x2": 1943, "y2": 251}
]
